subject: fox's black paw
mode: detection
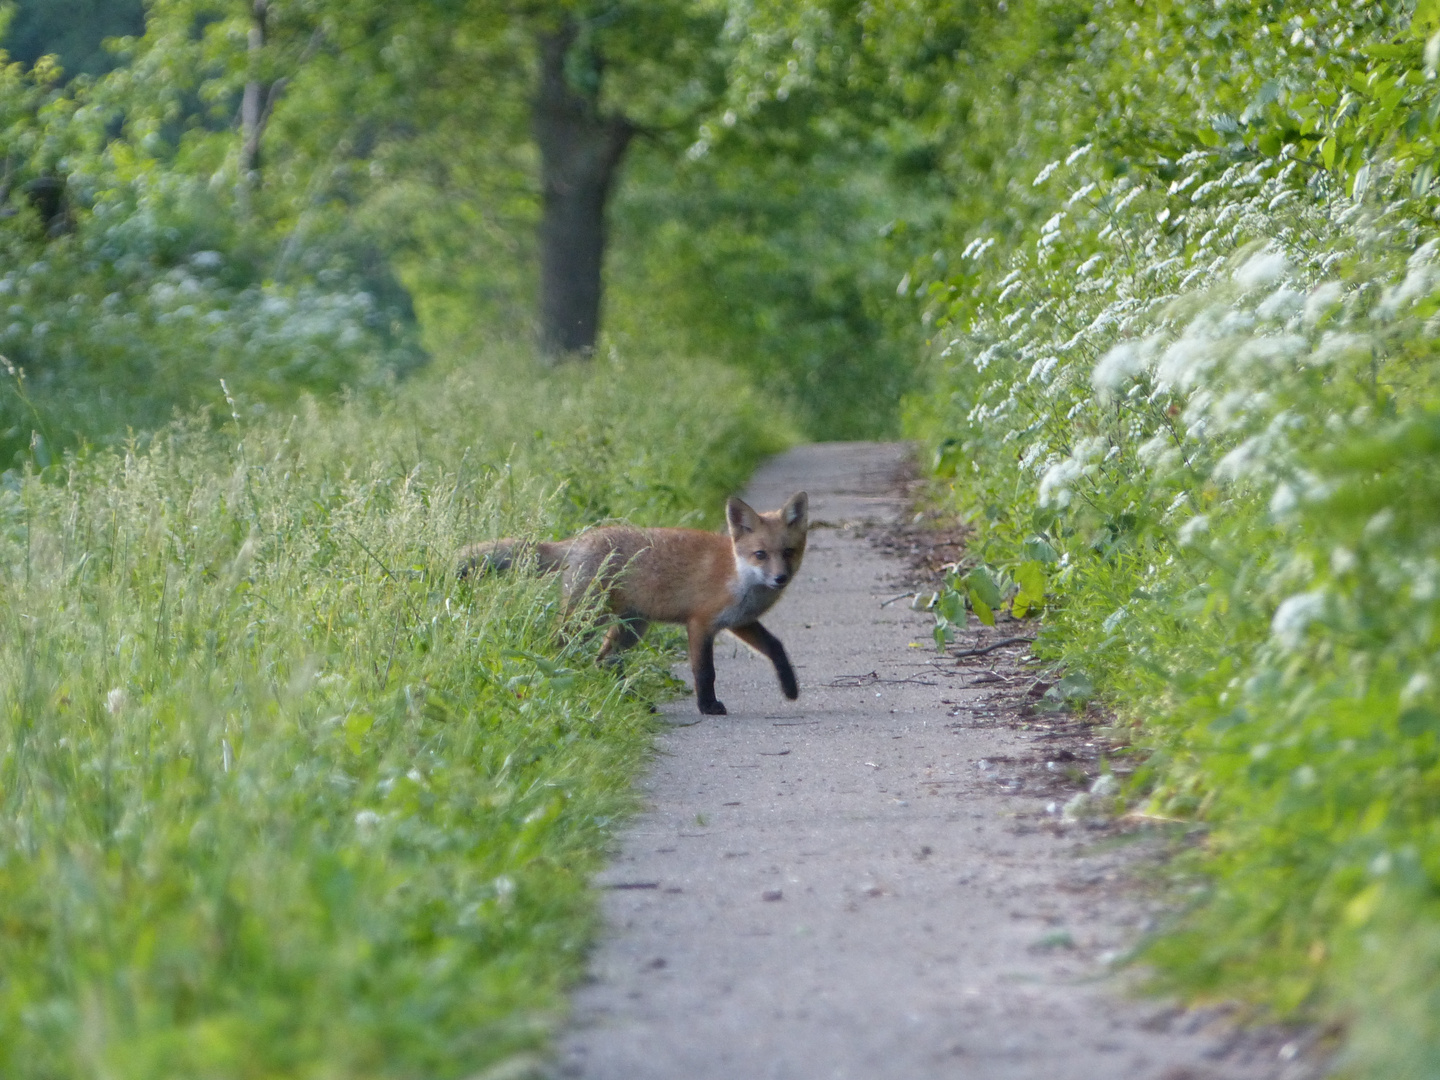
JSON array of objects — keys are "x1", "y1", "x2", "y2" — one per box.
[{"x1": 699, "y1": 700, "x2": 728, "y2": 716}]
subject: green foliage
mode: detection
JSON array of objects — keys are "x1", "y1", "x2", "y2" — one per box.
[
  {"x1": 0, "y1": 9, "x2": 431, "y2": 465},
  {"x1": 610, "y1": 138, "x2": 925, "y2": 438},
  {"x1": 2, "y1": 0, "x2": 144, "y2": 76},
  {"x1": 0, "y1": 342, "x2": 785, "y2": 1078},
  {"x1": 893, "y1": 0, "x2": 1440, "y2": 1069},
  {"x1": 598, "y1": 0, "x2": 970, "y2": 440},
  {"x1": 0, "y1": 174, "x2": 427, "y2": 464}
]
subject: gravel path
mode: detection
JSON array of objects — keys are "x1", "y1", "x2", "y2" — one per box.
[{"x1": 556, "y1": 442, "x2": 1319, "y2": 1080}]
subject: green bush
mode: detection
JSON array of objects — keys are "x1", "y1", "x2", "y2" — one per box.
[
  {"x1": 0, "y1": 169, "x2": 427, "y2": 467},
  {"x1": 0, "y1": 26, "x2": 427, "y2": 470},
  {"x1": 609, "y1": 138, "x2": 926, "y2": 440},
  {"x1": 903, "y1": 0, "x2": 1440, "y2": 1071}
]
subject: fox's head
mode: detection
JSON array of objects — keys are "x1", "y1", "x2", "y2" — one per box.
[{"x1": 727, "y1": 491, "x2": 808, "y2": 591}]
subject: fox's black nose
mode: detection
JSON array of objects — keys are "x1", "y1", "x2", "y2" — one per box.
[{"x1": 773, "y1": 573, "x2": 789, "y2": 586}]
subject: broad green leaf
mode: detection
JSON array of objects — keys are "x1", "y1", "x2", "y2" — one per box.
[
  {"x1": 1413, "y1": 161, "x2": 1436, "y2": 197},
  {"x1": 344, "y1": 711, "x2": 376, "y2": 754},
  {"x1": 1010, "y1": 559, "x2": 1046, "y2": 617},
  {"x1": 1023, "y1": 537, "x2": 1059, "y2": 563},
  {"x1": 934, "y1": 621, "x2": 954, "y2": 650},
  {"x1": 1053, "y1": 673, "x2": 1094, "y2": 702},
  {"x1": 1015, "y1": 559, "x2": 1047, "y2": 598},
  {"x1": 936, "y1": 589, "x2": 965, "y2": 623},
  {"x1": 1399, "y1": 707, "x2": 1438, "y2": 736},
  {"x1": 969, "y1": 593, "x2": 995, "y2": 627},
  {"x1": 966, "y1": 565, "x2": 1003, "y2": 610}
]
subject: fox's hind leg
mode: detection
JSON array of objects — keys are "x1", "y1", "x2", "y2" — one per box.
[{"x1": 597, "y1": 616, "x2": 649, "y2": 668}]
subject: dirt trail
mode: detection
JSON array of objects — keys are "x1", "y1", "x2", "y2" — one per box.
[{"x1": 556, "y1": 442, "x2": 1318, "y2": 1080}]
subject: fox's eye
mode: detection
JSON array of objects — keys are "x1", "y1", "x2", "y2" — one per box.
[
  {"x1": 753, "y1": 550, "x2": 767, "y2": 560},
  {"x1": 783, "y1": 548, "x2": 796, "y2": 558}
]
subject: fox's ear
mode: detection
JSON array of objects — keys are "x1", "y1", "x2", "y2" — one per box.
[
  {"x1": 726, "y1": 496, "x2": 759, "y2": 537},
  {"x1": 782, "y1": 491, "x2": 808, "y2": 529}
]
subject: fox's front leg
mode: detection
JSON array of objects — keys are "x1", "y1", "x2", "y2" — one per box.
[
  {"x1": 687, "y1": 618, "x2": 726, "y2": 715},
  {"x1": 730, "y1": 621, "x2": 799, "y2": 701}
]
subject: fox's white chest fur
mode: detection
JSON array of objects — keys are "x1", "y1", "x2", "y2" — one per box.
[{"x1": 715, "y1": 556, "x2": 783, "y2": 629}]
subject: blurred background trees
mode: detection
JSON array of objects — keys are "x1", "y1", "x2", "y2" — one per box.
[
  {"x1": 3, "y1": 0, "x2": 142, "y2": 75},
  {"x1": 0, "y1": 0, "x2": 943, "y2": 451}
]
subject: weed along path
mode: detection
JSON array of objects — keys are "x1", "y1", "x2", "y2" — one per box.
[{"x1": 556, "y1": 443, "x2": 1312, "y2": 1080}]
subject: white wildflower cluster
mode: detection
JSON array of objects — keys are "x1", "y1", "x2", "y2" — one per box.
[
  {"x1": 1038, "y1": 434, "x2": 1110, "y2": 507},
  {"x1": 1233, "y1": 247, "x2": 1291, "y2": 290},
  {"x1": 935, "y1": 130, "x2": 1440, "y2": 664},
  {"x1": 1038, "y1": 456, "x2": 1084, "y2": 507},
  {"x1": 1271, "y1": 590, "x2": 1329, "y2": 650},
  {"x1": 1092, "y1": 337, "x2": 1157, "y2": 398},
  {"x1": 3, "y1": 258, "x2": 401, "y2": 400},
  {"x1": 0, "y1": 177, "x2": 423, "y2": 433}
]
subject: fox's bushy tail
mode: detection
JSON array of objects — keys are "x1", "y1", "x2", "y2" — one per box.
[{"x1": 456, "y1": 538, "x2": 569, "y2": 579}]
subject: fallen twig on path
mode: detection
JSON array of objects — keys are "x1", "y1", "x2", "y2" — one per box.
[
  {"x1": 826, "y1": 670, "x2": 939, "y2": 688},
  {"x1": 950, "y1": 636, "x2": 1035, "y2": 660}
]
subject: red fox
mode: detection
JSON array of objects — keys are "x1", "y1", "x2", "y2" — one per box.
[{"x1": 458, "y1": 492, "x2": 808, "y2": 715}]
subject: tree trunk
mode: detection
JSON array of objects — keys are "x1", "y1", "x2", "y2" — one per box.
[
  {"x1": 533, "y1": 20, "x2": 634, "y2": 358},
  {"x1": 240, "y1": 0, "x2": 269, "y2": 184}
]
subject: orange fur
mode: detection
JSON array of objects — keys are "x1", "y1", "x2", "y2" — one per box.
[{"x1": 457, "y1": 492, "x2": 808, "y2": 715}]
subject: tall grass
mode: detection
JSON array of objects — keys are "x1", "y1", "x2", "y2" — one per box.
[{"x1": 0, "y1": 345, "x2": 786, "y2": 1077}]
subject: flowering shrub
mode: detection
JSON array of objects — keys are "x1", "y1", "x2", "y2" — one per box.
[
  {"x1": 905, "y1": 0, "x2": 1440, "y2": 1068},
  {"x1": 0, "y1": 170, "x2": 425, "y2": 466},
  {"x1": 0, "y1": 43, "x2": 425, "y2": 468}
]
